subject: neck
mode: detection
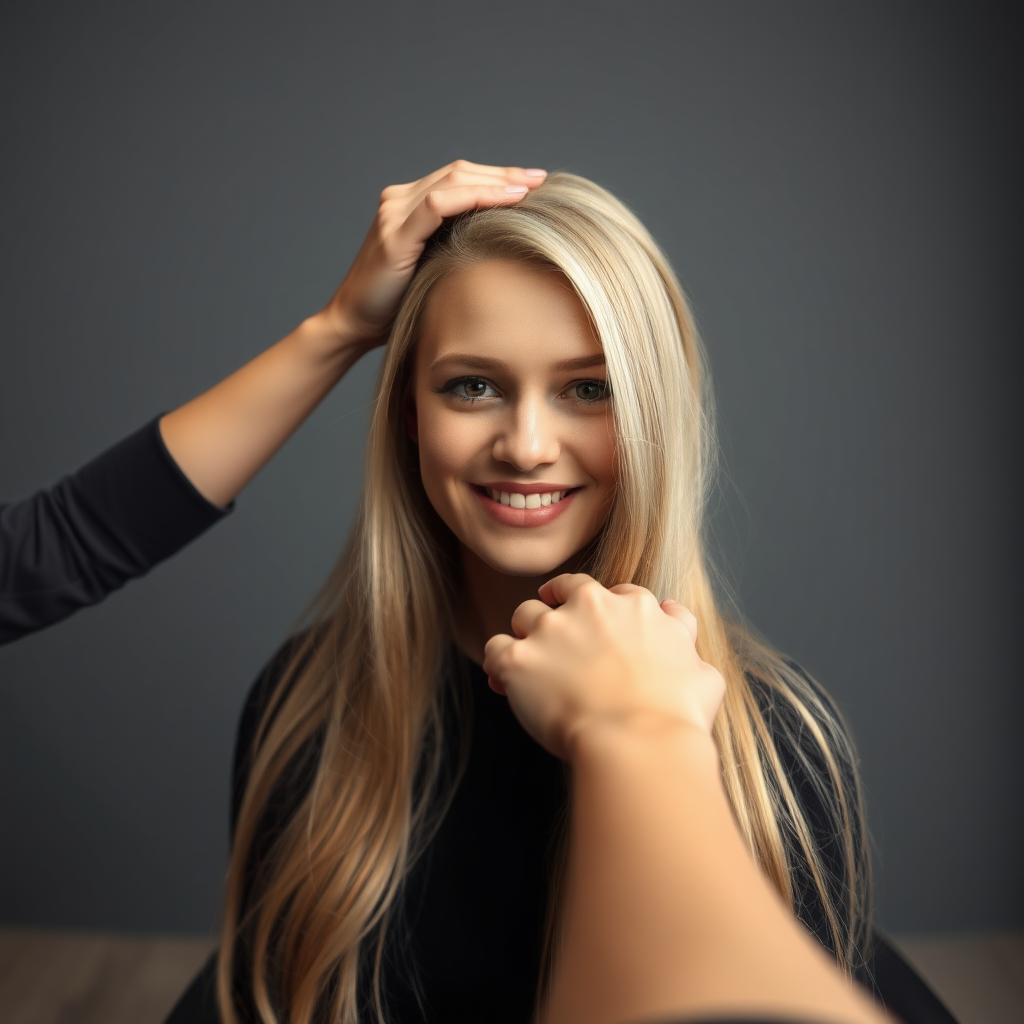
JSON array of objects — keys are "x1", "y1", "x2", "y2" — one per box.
[{"x1": 453, "y1": 546, "x2": 586, "y2": 667}]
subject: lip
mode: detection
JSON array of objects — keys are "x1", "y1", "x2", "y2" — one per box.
[{"x1": 471, "y1": 484, "x2": 581, "y2": 527}]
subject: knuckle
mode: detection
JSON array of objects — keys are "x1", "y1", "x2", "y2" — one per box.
[
  {"x1": 489, "y1": 643, "x2": 511, "y2": 671},
  {"x1": 534, "y1": 606, "x2": 556, "y2": 631},
  {"x1": 423, "y1": 190, "x2": 444, "y2": 214},
  {"x1": 450, "y1": 158, "x2": 471, "y2": 172},
  {"x1": 504, "y1": 642, "x2": 527, "y2": 668}
]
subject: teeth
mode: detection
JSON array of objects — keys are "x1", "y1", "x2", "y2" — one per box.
[{"x1": 486, "y1": 487, "x2": 569, "y2": 507}]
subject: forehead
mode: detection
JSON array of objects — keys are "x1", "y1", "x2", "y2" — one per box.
[{"x1": 417, "y1": 260, "x2": 600, "y2": 364}]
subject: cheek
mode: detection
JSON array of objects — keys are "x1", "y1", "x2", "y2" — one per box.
[
  {"x1": 595, "y1": 432, "x2": 617, "y2": 485},
  {"x1": 573, "y1": 414, "x2": 617, "y2": 486},
  {"x1": 416, "y1": 409, "x2": 483, "y2": 509}
]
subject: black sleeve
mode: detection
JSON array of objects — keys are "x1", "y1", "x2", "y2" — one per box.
[{"x1": 0, "y1": 416, "x2": 232, "y2": 646}]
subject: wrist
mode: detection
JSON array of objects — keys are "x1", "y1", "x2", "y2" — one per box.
[
  {"x1": 294, "y1": 310, "x2": 372, "y2": 364},
  {"x1": 568, "y1": 715, "x2": 720, "y2": 777}
]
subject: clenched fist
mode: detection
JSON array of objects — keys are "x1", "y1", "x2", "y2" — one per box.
[{"x1": 483, "y1": 574, "x2": 725, "y2": 761}]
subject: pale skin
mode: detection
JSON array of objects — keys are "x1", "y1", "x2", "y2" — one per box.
[
  {"x1": 406, "y1": 259, "x2": 617, "y2": 665},
  {"x1": 165, "y1": 159, "x2": 885, "y2": 1021}
]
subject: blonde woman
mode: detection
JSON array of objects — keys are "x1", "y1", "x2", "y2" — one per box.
[{"x1": 165, "y1": 161, "x2": 939, "y2": 1024}]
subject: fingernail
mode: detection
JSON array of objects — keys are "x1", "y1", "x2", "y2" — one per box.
[
  {"x1": 505, "y1": 185, "x2": 528, "y2": 194},
  {"x1": 525, "y1": 168, "x2": 547, "y2": 177}
]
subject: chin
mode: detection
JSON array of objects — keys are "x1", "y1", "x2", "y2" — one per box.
[{"x1": 474, "y1": 545, "x2": 575, "y2": 580}]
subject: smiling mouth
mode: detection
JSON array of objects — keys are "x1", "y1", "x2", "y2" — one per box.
[{"x1": 473, "y1": 485, "x2": 582, "y2": 509}]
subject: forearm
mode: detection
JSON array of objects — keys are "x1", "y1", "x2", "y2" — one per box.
[
  {"x1": 159, "y1": 313, "x2": 366, "y2": 508},
  {"x1": 544, "y1": 722, "x2": 885, "y2": 1024}
]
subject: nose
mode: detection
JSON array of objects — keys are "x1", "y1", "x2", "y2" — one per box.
[{"x1": 491, "y1": 394, "x2": 560, "y2": 471}]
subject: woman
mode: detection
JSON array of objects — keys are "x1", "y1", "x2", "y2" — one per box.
[{"x1": 208, "y1": 163, "x2": 875, "y2": 1024}]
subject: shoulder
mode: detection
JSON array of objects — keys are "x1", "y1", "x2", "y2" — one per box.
[
  {"x1": 745, "y1": 658, "x2": 869, "y2": 954},
  {"x1": 746, "y1": 658, "x2": 859, "y2": 789},
  {"x1": 230, "y1": 629, "x2": 320, "y2": 837}
]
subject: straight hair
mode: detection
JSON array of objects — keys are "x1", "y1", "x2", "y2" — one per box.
[{"x1": 218, "y1": 172, "x2": 872, "y2": 1024}]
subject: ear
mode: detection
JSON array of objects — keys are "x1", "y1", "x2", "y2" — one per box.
[{"x1": 403, "y1": 391, "x2": 419, "y2": 444}]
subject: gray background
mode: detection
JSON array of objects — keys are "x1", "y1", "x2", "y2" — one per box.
[{"x1": 0, "y1": 1, "x2": 1020, "y2": 937}]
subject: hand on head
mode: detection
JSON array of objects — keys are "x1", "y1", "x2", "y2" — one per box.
[
  {"x1": 320, "y1": 160, "x2": 547, "y2": 351},
  {"x1": 483, "y1": 574, "x2": 725, "y2": 761}
]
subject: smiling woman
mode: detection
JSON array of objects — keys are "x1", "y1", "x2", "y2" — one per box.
[
  {"x1": 408, "y1": 261, "x2": 617, "y2": 645},
  {"x1": 199, "y1": 170, "x2": 875, "y2": 1024}
]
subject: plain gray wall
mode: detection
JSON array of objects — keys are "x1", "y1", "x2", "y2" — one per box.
[{"x1": 1, "y1": 1, "x2": 1020, "y2": 937}]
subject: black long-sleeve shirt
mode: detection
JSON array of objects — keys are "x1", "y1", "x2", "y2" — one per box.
[{"x1": 0, "y1": 417, "x2": 230, "y2": 645}]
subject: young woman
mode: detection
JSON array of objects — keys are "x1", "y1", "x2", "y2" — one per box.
[{"x1": 205, "y1": 162, "x2": 875, "y2": 1024}]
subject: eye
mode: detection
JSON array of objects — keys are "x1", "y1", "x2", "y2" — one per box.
[
  {"x1": 568, "y1": 380, "x2": 612, "y2": 404},
  {"x1": 434, "y1": 376, "x2": 499, "y2": 402}
]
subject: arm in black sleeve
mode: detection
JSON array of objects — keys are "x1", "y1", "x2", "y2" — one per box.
[{"x1": 0, "y1": 416, "x2": 231, "y2": 645}]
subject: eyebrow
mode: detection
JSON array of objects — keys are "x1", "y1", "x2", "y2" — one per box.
[{"x1": 429, "y1": 353, "x2": 607, "y2": 374}]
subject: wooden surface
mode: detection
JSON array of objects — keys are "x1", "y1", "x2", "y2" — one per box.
[
  {"x1": 894, "y1": 931, "x2": 1024, "y2": 1024},
  {"x1": 0, "y1": 926, "x2": 1021, "y2": 1023},
  {"x1": 0, "y1": 928, "x2": 215, "y2": 1024}
]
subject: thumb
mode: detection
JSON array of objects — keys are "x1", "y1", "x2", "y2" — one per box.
[{"x1": 661, "y1": 598, "x2": 698, "y2": 644}]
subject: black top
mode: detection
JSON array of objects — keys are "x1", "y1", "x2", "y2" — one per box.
[
  {"x1": 231, "y1": 640, "x2": 569, "y2": 1023},
  {"x1": 0, "y1": 417, "x2": 230, "y2": 645},
  {"x1": 166, "y1": 639, "x2": 959, "y2": 1024}
]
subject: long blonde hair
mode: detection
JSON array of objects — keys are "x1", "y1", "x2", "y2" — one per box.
[{"x1": 218, "y1": 173, "x2": 872, "y2": 1024}]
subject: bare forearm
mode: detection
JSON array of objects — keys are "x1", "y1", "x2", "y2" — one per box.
[
  {"x1": 543, "y1": 723, "x2": 885, "y2": 1024},
  {"x1": 159, "y1": 313, "x2": 365, "y2": 508}
]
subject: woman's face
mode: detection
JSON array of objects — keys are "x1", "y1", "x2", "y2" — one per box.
[{"x1": 407, "y1": 259, "x2": 616, "y2": 578}]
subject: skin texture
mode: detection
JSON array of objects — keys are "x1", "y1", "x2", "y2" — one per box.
[{"x1": 407, "y1": 260, "x2": 617, "y2": 664}]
